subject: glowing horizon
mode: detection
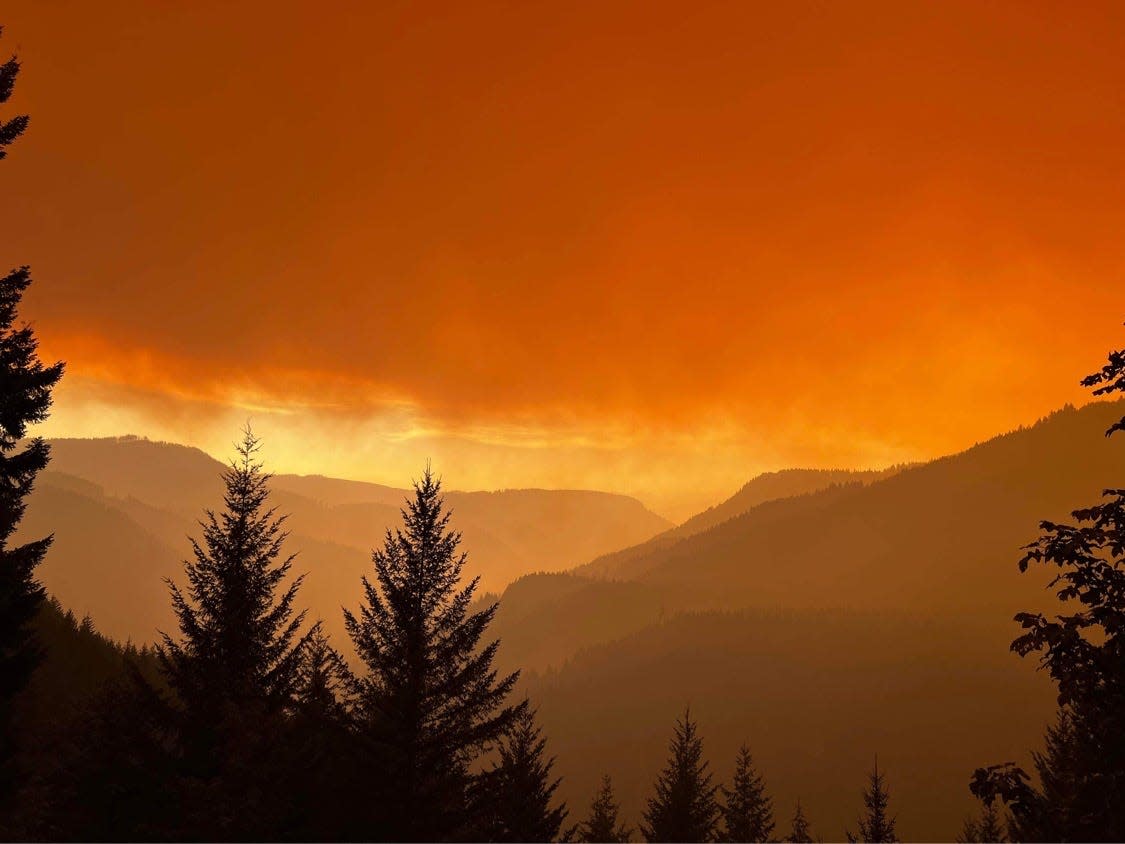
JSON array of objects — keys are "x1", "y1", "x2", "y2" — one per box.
[{"x1": 5, "y1": 1, "x2": 1124, "y2": 519}]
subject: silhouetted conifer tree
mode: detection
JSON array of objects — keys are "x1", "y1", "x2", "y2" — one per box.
[
  {"x1": 958, "y1": 800, "x2": 1006, "y2": 843},
  {"x1": 847, "y1": 759, "x2": 897, "y2": 843},
  {"x1": 284, "y1": 623, "x2": 358, "y2": 842},
  {"x1": 971, "y1": 335, "x2": 1125, "y2": 841},
  {"x1": 36, "y1": 674, "x2": 179, "y2": 841},
  {"x1": 156, "y1": 428, "x2": 311, "y2": 838},
  {"x1": 641, "y1": 709, "x2": 719, "y2": 843},
  {"x1": 295, "y1": 621, "x2": 352, "y2": 720},
  {"x1": 0, "y1": 30, "x2": 30, "y2": 160},
  {"x1": 158, "y1": 427, "x2": 309, "y2": 719},
  {"x1": 787, "y1": 800, "x2": 813, "y2": 843},
  {"x1": 345, "y1": 466, "x2": 522, "y2": 841},
  {"x1": 719, "y1": 744, "x2": 774, "y2": 843},
  {"x1": 476, "y1": 705, "x2": 568, "y2": 842},
  {"x1": 578, "y1": 775, "x2": 632, "y2": 843},
  {"x1": 0, "y1": 26, "x2": 64, "y2": 813}
]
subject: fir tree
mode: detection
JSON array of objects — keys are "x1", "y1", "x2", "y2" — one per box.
[
  {"x1": 344, "y1": 466, "x2": 522, "y2": 841},
  {"x1": 155, "y1": 427, "x2": 313, "y2": 842},
  {"x1": 477, "y1": 705, "x2": 569, "y2": 842},
  {"x1": 578, "y1": 775, "x2": 632, "y2": 843},
  {"x1": 158, "y1": 427, "x2": 310, "y2": 720},
  {"x1": 719, "y1": 744, "x2": 774, "y2": 843},
  {"x1": 958, "y1": 800, "x2": 1006, "y2": 843},
  {"x1": 848, "y1": 758, "x2": 897, "y2": 843},
  {"x1": 971, "y1": 333, "x2": 1125, "y2": 840},
  {"x1": 787, "y1": 800, "x2": 813, "y2": 843},
  {"x1": 295, "y1": 621, "x2": 353, "y2": 721},
  {"x1": 286, "y1": 623, "x2": 358, "y2": 842},
  {"x1": 0, "y1": 25, "x2": 65, "y2": 810},
  {"x1": 641, "y1": 708, "x2": 720, "y2": 843},
  {"x1": 0, "y1": 29, "x2": 30, "y2": 160}
]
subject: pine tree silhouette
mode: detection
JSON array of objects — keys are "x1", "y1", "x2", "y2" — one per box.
[
  {"x1": 344, "y1": 466, "x2": 522, "y2": 841},
  {"x1": 155, "y1": 427, "x2": 312, "y2": 838},
  {"x1": 787, "y1": 800, "x2": 813, "y2": 843},
  {"x1": 641, "y1": 708, "x2": 720, "y2": 843},
  {"x1": 158, "y1": 427, "x2": 309, "y2": 719},
  {"x1": 578, "y1": 775, "x2": 632, "y2": 843},
  {"x1": 848, "y1": 758, "x2": 897, "y2": 843},
  {"x1": 476, "y1": 704, "x2": 569, "y2": 842},
  {"x1": 0, "y1": 26, "x2": 65, "y2": 812},
  {"x1": 0, "y1": 30, "x2": 30, "y2": 160},
  {"x1": 971, "y1": 332, "x2": 1125, "y2": 840},
  {"x1": 286, "y1": 622, "x2": 358, "y2": 842},
  {"x1": 719, "y1": 744, "x2": 774, "y2": 843},
  {"x1": 958, "y1": 800, "x2": 1006, "y2": 843},
  {"x1": 294, "y1": 621, "x2": 353, "y2": 721}
]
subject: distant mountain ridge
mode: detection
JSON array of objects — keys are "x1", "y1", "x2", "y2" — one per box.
[
  {"x1": 477, "y1": 400, "x2": 1125, "y2": 839},
  {"x1": 25, "y1": 436, "x2": 672, "y2": 645}
]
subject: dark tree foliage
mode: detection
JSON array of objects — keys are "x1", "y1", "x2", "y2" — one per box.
[
  {"x1": 719, "y1": 744, "x2": 774, "y2": 843},
  {"x1": 278, "y1": 623, "x2": 360, "y2": 843},
  {"x1": 476, "y1": 705, "x2": 568, "y2": 842},
  {"x1": 295, "y1": 621, "x2": 353, "y2": 721},
  {"x1": 641, "y1": 709, "x2": 720, "y2": 843},
  {"x1": 0, "y1": 28, "x2": 30, "y2": 160},
  {"x1": 787, "y1": 800, "x2": 814, "y2": 843},
  {"x1": 847, "y1": 759, "x2": 897, "y2": 843},
  {"x1": 154, "y1": 428, "x2": 313, "y2": 839},
  {"x1": 958, "y1": 800, "x2": 1007, "y2": 843},
  {"x1": 28, "y1": 671, "x2": 179, "y2": 841},
  {"x1": 971, "y1": 335, "x2": 1125, "y2": 841},
  {"x1": 0, "y1": 26, "x2": 65, "y2": 815},
  {"x1": 578, "y1": 775, "x2": 632, "y2": 843},
  {"x1": 345, "y1": 466, "x2": 523, "y2": 841},
  {"x1": 158, "y1": 427, "x2": 309, "y2": 721}
]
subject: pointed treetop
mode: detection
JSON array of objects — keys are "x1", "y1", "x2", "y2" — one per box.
[{"x1": 789, "y1": 799, "x2": 814, "y2": 843}]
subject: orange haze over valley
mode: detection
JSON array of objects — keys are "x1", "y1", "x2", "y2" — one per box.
[{"x1": 2, "y1": 0, "x2": 1124, "y2": 519}]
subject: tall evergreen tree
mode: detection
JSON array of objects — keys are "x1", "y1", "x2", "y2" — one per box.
[
  {"x1": 578, "y1": 775, "x2": 632, "y2": 843},
  {"x1": 971, "y1": 333, "x2": 1125, "y2": 840},
  {"x1": 344, "y1": 466, "x2": 522, "y2": 841},
  {"x1": 958, "y1": 800, "x2": 1006, "y2": 843},
  {"x1": 158, "y1": 427, "x2": 309, "y2": 721},
  {"x1": 719, "y1": 744, "x2": 774, "y2": 843},
  {"x1": 641, "y1": 709, "x2": 720, "y2": 843},
  {"x1": 155, "y1": 427, "x2": 313, "y2": 841},
  {"x1": 0, "y1": 29, "x2": 30, "y2": 160},
  {"x1": 285, "y1": 623, "x2": 359, "y2": 842},
  {"x1": 848, "y1": 759, "x2": 897, "y2": 843},
  {"x1": 295, "y1": 622, "x2": 353, "y2": 721},
  {"x1": 0, "y1": 24, "x2": 64, "y2": 811},
  {"x1": 787, "y1": 800, "x2": 813, "y2": 843},
  {"x1": 477, "y1": 705, "x2": 569, "y2": 842}
]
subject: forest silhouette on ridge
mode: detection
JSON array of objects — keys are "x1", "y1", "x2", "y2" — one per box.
[{"x1": 5, "y1": 16, "x2": 1125, "y2": 844}]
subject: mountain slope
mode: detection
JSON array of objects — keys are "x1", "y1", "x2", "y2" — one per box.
[
  {"x1": 24, "y1": 438, "x2": 670, "y2": 644},
  {"x1": 522, "y1": 609, "x2": 1053, "y2": 842},
  {"x1": 576, "y1": 467, "x2": 903, "y2": 582},
  {"x1": 479, "y1": 400, "x2": 1125, "y2": 841}
]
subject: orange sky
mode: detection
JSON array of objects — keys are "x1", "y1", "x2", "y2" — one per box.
[{"x1": 2, "y1": 1, "x2": 1123, "y2": 518}]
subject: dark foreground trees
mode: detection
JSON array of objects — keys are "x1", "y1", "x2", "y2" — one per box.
[
  {"x1": 578, "y1": 775, "x2": 632, "y2": 843},
  {"x1": 848, "y1": 759, "x2": 898, "y2": 843},
  {"x1": 719, "y1": 744, "x2": 774, "y2": 843},
  {"x1": 641, "y1": 708, "x2": 720, "y2": 843},
  {"x1": 0, "y1": 24, "x2": 65, "y2": 819},
  {"x1": 959, "y1": 800, "x2": 1006, "y2": 843},
  {"x1": 787, "y1": 800, "x2": 814, "y2": 843},
  {"x1": 971, "y1": 335, "x2": 1125, "y2": 841},
  {"x1": 345, "y1": 466, "x2": 524, "y2": 841},
  {"x1": 154, "y1": 427, "x2": 314, "y2": 839},
  {"x1": 159, "y1": 426, "x2": 310, "y2": 730},
  {"x1": 476, "y1": 706, "x2": 569, "y2": 842}
]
